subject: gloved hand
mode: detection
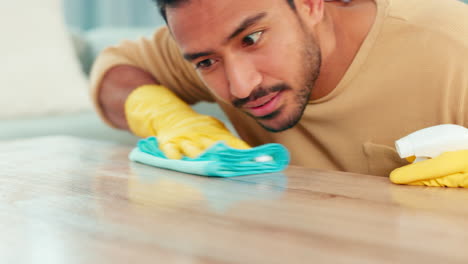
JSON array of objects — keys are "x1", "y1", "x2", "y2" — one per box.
[
  {"x1": 390, "y1": 150, "x2": 468, "y2": 187},
  {"x1": 125, "y1": 84, "x2": 250, "y2": 159}
]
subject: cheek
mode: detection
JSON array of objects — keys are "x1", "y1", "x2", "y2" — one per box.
[
  {"x1": 256, "y1": 42, "x2": 302, "y2": 84},
  {"x1": 255, "y1": 27, "x2": 305, "y2": 82}
]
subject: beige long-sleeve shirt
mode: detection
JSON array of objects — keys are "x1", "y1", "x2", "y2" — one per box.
[{"x1": 90, "y1": 0, "x2": 468, "y2": 176}]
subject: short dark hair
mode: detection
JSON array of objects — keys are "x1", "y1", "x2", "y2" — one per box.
[{"x1": 153, "y1": 0, "x2": 296, "y2": 23}]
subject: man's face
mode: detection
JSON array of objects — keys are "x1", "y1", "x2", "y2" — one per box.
[{"x1": 167, "y1": 0, "x2": 321, "y2": 132}]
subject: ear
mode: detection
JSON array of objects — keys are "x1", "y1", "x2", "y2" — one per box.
[{"x1": 294, "y1": 0, "x2": 324, "y2": 26}]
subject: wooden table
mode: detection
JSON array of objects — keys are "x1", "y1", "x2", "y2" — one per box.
[{"x1": 1, "y1": 136, "x2": 468, "y2": 264}]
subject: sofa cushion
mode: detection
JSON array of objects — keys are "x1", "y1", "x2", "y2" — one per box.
[{"x1": 0, "y1": 0, "x2": 91, "y2": 119}]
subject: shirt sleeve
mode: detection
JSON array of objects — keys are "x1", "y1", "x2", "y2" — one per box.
[{"x1": 89, "y1": 26, "x2": 214, "y2": 127}]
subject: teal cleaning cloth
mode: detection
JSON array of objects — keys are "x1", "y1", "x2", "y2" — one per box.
[{"x1": 129, "y1": 137, "x2": 290, "y2": 177}]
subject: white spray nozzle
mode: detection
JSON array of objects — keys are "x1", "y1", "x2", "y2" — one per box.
[
  {"x1": 395, "y1": 124, "x2": 468, "y2": 160},
  {"x1": 395, "y1": 137, "x2": 413, "y2": 158}
]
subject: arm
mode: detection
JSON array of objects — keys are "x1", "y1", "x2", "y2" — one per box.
[
  {"x1": 89, "y1": 27, "x2": 214, "y2": 129},
  {"x1": 98, "y1": 65, "x2": 158, "y2": 130}
]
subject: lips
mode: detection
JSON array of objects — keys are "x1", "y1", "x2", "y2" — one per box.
[
  {"x1": 244, "y1": 91, "x2": 282, "y2": 117},
  {"x1": 244, "y1": 92, "x2": 279, "y2": 108}
]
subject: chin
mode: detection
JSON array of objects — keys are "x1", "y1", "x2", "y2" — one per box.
[
  {"x1": 257, "y1": 120, "x2": 299, "y2": 133},
  {"x1": 255, "y1": 108, "x2": 303, "y2": 133}
]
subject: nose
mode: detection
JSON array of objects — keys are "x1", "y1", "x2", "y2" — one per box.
[{"x1": 224, "y1": 54, "x2": 262, "y2": 99}]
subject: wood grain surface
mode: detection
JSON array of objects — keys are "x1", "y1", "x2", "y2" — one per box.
[{"x1": 1, "y1": 136, "x2": 468, "y2": 264}]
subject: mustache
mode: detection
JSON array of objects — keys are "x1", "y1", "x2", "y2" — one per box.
[{"x1": 232, "y1": 84, "x2": 290, "y2": 108}]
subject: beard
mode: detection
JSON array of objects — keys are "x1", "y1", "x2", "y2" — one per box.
[{"x1": 232, "y1": 32, "x2": 321, "y2": 133}]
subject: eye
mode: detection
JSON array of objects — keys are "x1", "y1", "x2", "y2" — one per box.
[
  {"x1": 195, "y1": 58, "x2": 216, "y2": 70},
  {"x1": 242, "y1": 31, "x2": 263, "y2": 47}
]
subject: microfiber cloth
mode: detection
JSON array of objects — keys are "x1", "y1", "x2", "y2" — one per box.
[{"x1": 129, "y1": 137, "x2": 290, "y2": 177}]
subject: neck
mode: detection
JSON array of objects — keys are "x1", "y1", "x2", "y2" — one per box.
[{"x1": 310, "y1": 0, "x2": 376, "y2": 100}]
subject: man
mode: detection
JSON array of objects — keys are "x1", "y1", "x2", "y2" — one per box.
[{"x1": 90, "y1": 0, "x2": 468, "y2": 176}]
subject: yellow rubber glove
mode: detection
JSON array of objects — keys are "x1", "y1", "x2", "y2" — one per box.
[
  {"x1": 390, "y1": 150, "x2": 468, "y2": 187},
  {"x1": 125, "y1": 84, "x2": 250, "y2": 159}
]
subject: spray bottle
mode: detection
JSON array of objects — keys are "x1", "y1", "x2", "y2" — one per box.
[{"x1": 395, "y1": 124, "x2": 468, "y2": 163}]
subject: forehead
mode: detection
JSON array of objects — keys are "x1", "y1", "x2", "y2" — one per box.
[{"x1": 166, "y1": 0, "x2": 286, "y2": 51}]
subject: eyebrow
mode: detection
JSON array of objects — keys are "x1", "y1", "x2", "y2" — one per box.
[
  {"x1": 226, "y1": 12, "x2": 267, "y2": 43},
  {"x1": 183, "y1": 12, "x2": 267, "y2": 62}
]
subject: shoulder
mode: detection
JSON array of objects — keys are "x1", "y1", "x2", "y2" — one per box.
[{"x1": 383, "y1": 0, "x2": 468, "y2": 46}]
